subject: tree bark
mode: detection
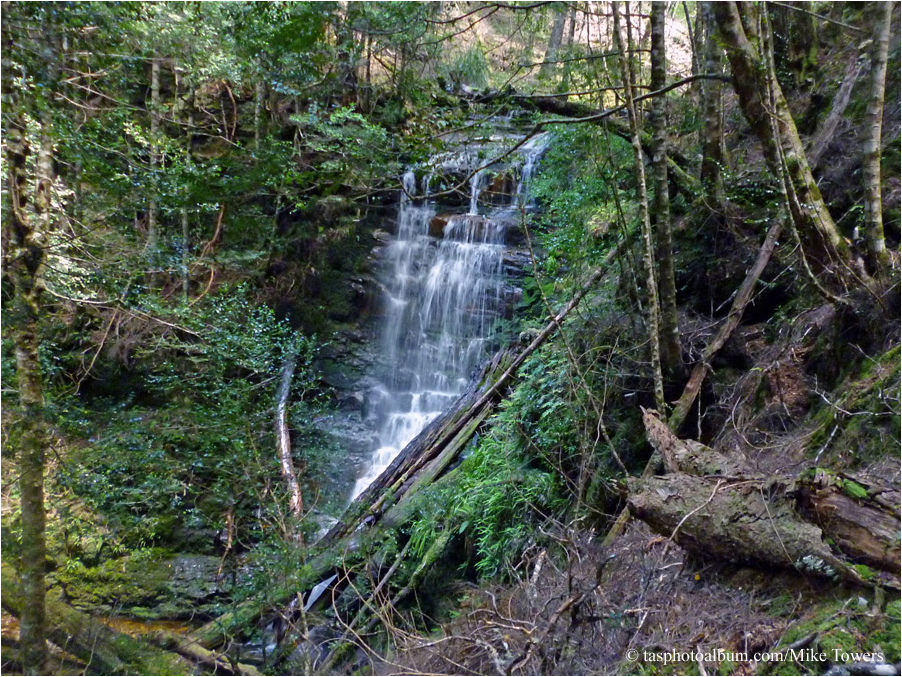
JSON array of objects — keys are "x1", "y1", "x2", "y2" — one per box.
[
  {"x1": 862, "y1": 1, "x2": 893, "y2": 272},
  {"x1": 649, "y1": 2, "x2": 681, "y2": 375},
  {"x1": 807, "y1": 56, "x2": 863, "y2": 171},
  {"x1": 613, "y1": 1, "x2": 666, "y2": 413},
  {"x1": 699, "y1": 1, "x2": 725, "y2": 203},
  {"x1": 254, "y1": 76, "x2": 265, "y2": 151},
  {"x1": 713, "y1": 2, "x2": 849, "y2": 267},
  {"x1": 276, "y1": 352, "x2": 303, "y2": 522},
  {"x1": 540, "y1": 6, "x2": 568, "y2": 80},
  {"x1": 6, "y1": 117, "x2": 50, "y2": 677},
  {"x1": 148, "y1": 53, "x2": 160, "y2": 250}
]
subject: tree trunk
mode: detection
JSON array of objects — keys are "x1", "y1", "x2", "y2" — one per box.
[
  {"x1": 699, "y1": 1, "x2": 725, "y2": 203},
  {"x1": 612, "y1": 1, "x2": 666, "y2": 413},
  {"x1": 683, "y1": 1, "x2": 699, "y2": 80},
  {"x1": 649, "y1": 2, "x2": 681, "y2": 375},
  {"x1": 540, "y1": 7, "x2": 568, "y2": 79},
  {"x1": 713, "y1": 2, "x2": 849, "y2": 267},
  {"x1": 6, "y1": 117, "x2": 50, "y2": 677},
  {"x1": 254, "y1": 68, "x2": 265, "y2": 151},
  {"x1": 560, "y1": 6, "x2": 578, "y2": 91},
  {"x1": 276, "y1": 352, "x2": 303, "y2": 523},
  {"x1": 148, "y1": 54, "x2": 160, "y2": 250},
  {"x1": 862, "y1": 1, "x2": 893, "y2": 273},
  {"x1": 807, "y1": 56, "x2": 862, "y2": 171},
  {"x1": 178, "y1": 71, "x2": 193, "y2": 304}
]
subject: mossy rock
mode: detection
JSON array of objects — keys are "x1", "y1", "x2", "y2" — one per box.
[
  {"x1": 55, "y1": 549, "x2": 233, "y2": 619},
  {"x1": 56, "y1": 549, "x2": 172, "y2": 611}
]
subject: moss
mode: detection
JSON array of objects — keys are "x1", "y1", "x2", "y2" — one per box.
[
  {"x1": 852, "y1": 564, "x2": 877, "y2": 582},
  {"x1": 764, "y1": 595, "x2": 901, "y2": 675},
  {"x1": 803, "y1": 343, "x2": 900, "y2": 465},
  {"x1": 56, "y1": 548, "x2": 172, "y2": 611},
  {"x1": 840, "y1": 478, "x2": 869, "y2": 500}
]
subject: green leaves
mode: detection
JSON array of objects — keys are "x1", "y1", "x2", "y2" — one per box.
[{"x1": 291, "y1": 105, "x2": 399, "y2": 189}]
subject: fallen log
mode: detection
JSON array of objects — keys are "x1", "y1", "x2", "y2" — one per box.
[
  {"x1": 625, "y1": 412, "x2": 900, "y2": 588},
  {"x1": 149, "y1": 631, "x2": 262, "y2": 676},
  {"x1": 276, "y1": 350, "x2": 303, "y2": 521},
  {"x1": 602, "y1": 217, "x2": 785, "y2": 547},
  {"x1": 797, "y1": 469, "x2": 901, "y2": 573},
  {"x1": 1, "y1": 562, "x2": 191, "y2": 675},
  {"x1": 439, "y1": 86, "x2": 702, "y2": 203},
  {"x1": 668, "y1": 216, "x2": 784, "y2": 431}
]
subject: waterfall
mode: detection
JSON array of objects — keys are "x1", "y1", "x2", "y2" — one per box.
[{"x1": 351, "y1": 133, "x2": 549, "y2": 499}]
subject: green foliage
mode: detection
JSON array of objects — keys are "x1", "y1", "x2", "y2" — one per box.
[
  {"x1": 442, "y1": 47, "x2": 491, "y2": 89},
  {"x1": 530, "y1": 127, "x2": 634, "y2": 273},
  {"x1": 292, "y1": 105, "x2": 399, "y2": 188},
  {"x1": 52, "y1": 285, "x2": 321, "y2": 551},
  {"x1": 408, "y1": 339, "x2": 625, "y2": 579}
]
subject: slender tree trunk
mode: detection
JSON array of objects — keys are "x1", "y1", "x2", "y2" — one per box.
[
  {"x1": 613, "y1": 1, "x2": 666, "y2": 413},
  {"x1": 862, "y1": 1, "x2": 892, "y2": 272},
  {"x1": 713, "y1": 2, "x2": 849, "y2": 266},
  {"x1": 649, "y1": 2, "x2": 681, "y2": 375},
  {"x1": 807, "y1": 56, "x2": 862, "y2": 172},
  {"x1": 561, "y1": 6, "x2": 578, "y2": 92},
  {"x1": 147, "y1": 54, "x2": 160, "y2": 250},
  {"x1": 540, "y1": 6, "x2": 567, "y2": 79},
  {"x1": 183, "y1": 106, "x2": 193, "y2": 304},
  {"x1": 699, "y1": 1, "x2": 724, "y2": 203},
  {"x1": 682, "y1": 1, "x2": 698, "y2": 76},
  {"x1": 254, "y1": 75, "x2": 265, "y2": 151},
  {"x1": 276, "y1": 350, "x2": 303, "y2": 526},
  {"x1": 6, "y1": 118, "x2": 49, "y2": 677}
]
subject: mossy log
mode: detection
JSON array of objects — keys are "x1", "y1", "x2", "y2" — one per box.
[
  {"x1": 797, "y1": 469, "x2": 901, "y2": 573},
  {"x1": 626, "y1": 412, "x2": 900, "y2": 588},
  {"x1": 1, "y1": 562, "x2": 191, "y2": 675},
  {"x1": 459, "y1": 88, "x2": 703, "y2": 199}
]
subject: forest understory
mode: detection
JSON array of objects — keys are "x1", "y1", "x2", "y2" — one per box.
[{"x1": 2, "y1": 2, "x2": 900, "y2": 676}]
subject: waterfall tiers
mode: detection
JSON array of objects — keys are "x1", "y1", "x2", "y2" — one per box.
[{"x1": 351, "y1": 132, "x2": 550, "y2": 498}]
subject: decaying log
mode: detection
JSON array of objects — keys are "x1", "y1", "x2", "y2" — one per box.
[
  {"x1": 149, "y1": 631, "x2": 261, "y2": 676},
  {"x1": 1, "y1": 563, "x2": 191, "y2": 675},
  {"x1": 276, "y1": 351, "x2": 303, "y2": 520},
  {"x1": 641, "y1": 406, "x2": 754, "y2": 476},
  {"x1": 797, "y1": 469, "x2": 901, "y2": 573},
  {"x1": 626, "y1": 412, "x2": 900, "y2": 588},
  {"x1": 627, "y1": 474, "x2": 865, "y2": 582}
]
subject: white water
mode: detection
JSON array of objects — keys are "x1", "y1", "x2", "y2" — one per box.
[{"x1": 351, "y1": 134, "x2": 549, "y2": 498}]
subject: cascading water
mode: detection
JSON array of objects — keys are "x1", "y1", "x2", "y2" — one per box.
[{"x1": 351, "y1": 133, "x2": 549, "y2": 499}]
